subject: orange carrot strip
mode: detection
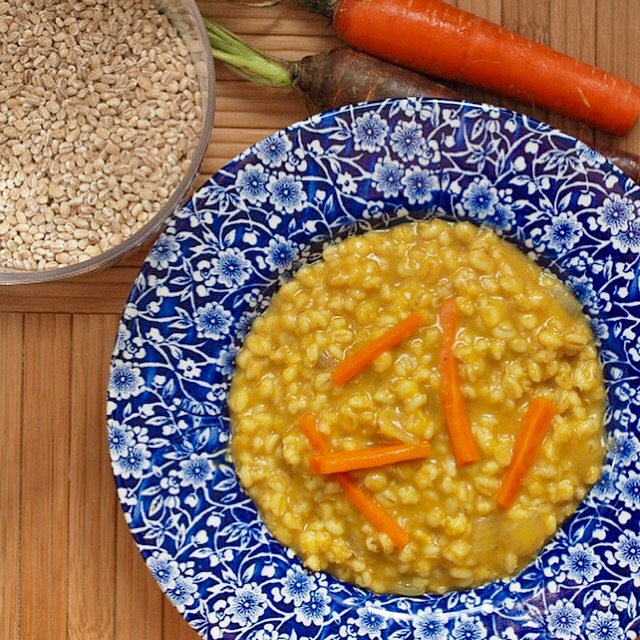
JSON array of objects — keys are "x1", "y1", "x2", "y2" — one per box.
[
  {"x1": 328, "y1": 0, "x2": 640, "y2": 135},
  {"x1": 496, "y1": 397, "x2": 560, "y2": 509},
  {"x1": 299, "y1": 413, "x2": 327, "y2": 451},
  {"x1": 309, "y1": 441, "x2": 431, "y2": 475},
  {"x1": 331, "y1": 312, "x2": 424, "y2": 386},
  {"x1": 439, "y1": 298, "x2": 481, "y2": 466},
  {"x1": 336, "y1": 473, "x2": 410, "y2": 549},
  {"x1": 299, "y1": 414, "x2": 410, "y2": 548}
]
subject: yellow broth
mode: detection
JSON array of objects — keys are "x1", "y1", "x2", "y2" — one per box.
[{"x1": 228, "y1": 219, "x2": 606, "y2": 595}]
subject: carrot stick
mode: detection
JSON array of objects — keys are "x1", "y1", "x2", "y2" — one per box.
[
  {"x1": 439, "y1": 298, "x2": 481, "y2": 466},
  {"x1": 336, "y1": 471, "x2": 410, "y2": 548},
  {"x1": 309, "y1": 441, "x2": 431, "y2": 475},
  {"x1": 299, "y1": 414, "x2": 410, "y2": 548},
  {"x1": 300, "y1": 0, "x2": 640, "y2": 135},
  {"x1": 331, "y1": 312, "x2": 424, "y2": 386},
  {"x1": 496, "y1": 397, "x2": 559, "y2": 509},
  {"x1": 299, "y1": 413, "x2": 328, "y2": 451}
]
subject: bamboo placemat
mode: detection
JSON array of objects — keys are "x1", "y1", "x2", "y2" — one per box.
[{"x1": 1, "y1": 1, "x2": 639, "y2": 638}]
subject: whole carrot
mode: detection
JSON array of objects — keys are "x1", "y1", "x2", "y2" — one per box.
[
  {"x1": 205, "y1": 18, "x2": 640, "y2": 184},
  {"x1": 293, "y1": 48, "x2": 460, "y2": 111},
  {"x1": 299, "y1": 0, "x2": 640, "y2": 135},
  {"x1": 205, "y1": 19, "x2": 460, "y2": 109}
]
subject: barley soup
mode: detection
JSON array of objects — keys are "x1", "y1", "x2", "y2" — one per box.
[{"x1": 229, "y1": 219, "x2": 606, "y2": 595}]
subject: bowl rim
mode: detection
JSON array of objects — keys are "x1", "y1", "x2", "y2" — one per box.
[{"x1": 0, "y1": 0, "x2": 216, "y2": 286}]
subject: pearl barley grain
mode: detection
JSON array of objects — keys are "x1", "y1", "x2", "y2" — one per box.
[{"x1": 0, "y1": 0, "x2": 202, "y2": 272}]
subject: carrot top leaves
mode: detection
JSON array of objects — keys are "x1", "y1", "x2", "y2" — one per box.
[{"x1": 204, "y1": 19, "x2": 294, "y2": 88}]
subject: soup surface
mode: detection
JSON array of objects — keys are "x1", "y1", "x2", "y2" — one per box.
[{"x1": 229, "y1": 219, "x2": 606, "y2": 595}]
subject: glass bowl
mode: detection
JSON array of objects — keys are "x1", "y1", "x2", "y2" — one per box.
[{"x1": 0, "y1": 0, "x2": 215, "y2": 285}]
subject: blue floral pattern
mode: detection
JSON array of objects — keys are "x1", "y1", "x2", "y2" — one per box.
[
  {"x1": 547, "y1": 600, "x2": 585, "y2": 639},
  {"x1": 107, "y1": 99, "x2": 640, "y2": 638}
]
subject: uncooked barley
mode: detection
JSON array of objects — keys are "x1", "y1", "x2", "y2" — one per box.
[{"x1": 0, "y1": 0, "x2": 203, "y2": 271}]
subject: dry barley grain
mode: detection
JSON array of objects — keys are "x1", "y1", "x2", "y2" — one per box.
[{"x1": 0, "y1": 0, "x2": 202, "y2": 271}]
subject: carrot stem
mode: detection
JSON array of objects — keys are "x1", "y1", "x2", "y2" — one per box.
[
  {"x1": 496, "y1": 397, "x2": 559, "y2": 509},
  {"x1": 309, "y1": 441, "x2": 431, "y2": 475},
  {"x1": 299, "y1": 414, "x2": 410, "y2": 548},
  {"x1": 204, "y1": 19, "x2": 294, "y2": 88},
  {"x1": 439, "y1": 298, "x2": 481, "y2": 466},
  {"x1": 331, "y1": 312, "x2": 424, "y2": 386}
]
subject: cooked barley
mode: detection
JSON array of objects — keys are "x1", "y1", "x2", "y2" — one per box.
[{"x1": 230, "y1": 220, "x2": 606, "y2": 595}]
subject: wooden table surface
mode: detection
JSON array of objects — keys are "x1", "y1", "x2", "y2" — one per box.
[{"x1": 1, "y1": 1, "x2": 639, "y2": 638}]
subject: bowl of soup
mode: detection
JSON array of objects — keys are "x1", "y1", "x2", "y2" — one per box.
[{"x1": 107, "y1": 98, "x2": 640, "y2": 639}]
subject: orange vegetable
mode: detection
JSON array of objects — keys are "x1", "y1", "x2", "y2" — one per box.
[
  {"x1": 309, "y1": 441, "x2": 431, "y2": 475},
  {"x1": 439, "y1": 298, "x2": 481, "y2": 466},
  {"x1": 207, "y1": 20, "x2": 640, "y2": 182},
  {"x1": 206, "y1": 19, "x2": 461, "y2": 109},
  {"x1": 302, "y1": 0, "x2": 640, "y2": 135},
  {"x1": 331, "y1": 312, "x2": 424, "y2": 386},
  {"x1": 496, "y1": 397, "x2": 560, "y2": 509},
  {"x1": 299, "y1": 414, "x2": 410, "y2": 548},
  {"x1": 299, "y1": 413, "x2": 328, "y2": 452}
]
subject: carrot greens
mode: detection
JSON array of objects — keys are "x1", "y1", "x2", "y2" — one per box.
[{"x1": 205, "y1": 20, "x2": 291, "y2": 88}]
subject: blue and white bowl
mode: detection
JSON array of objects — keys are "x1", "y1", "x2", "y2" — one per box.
[{"x1": 107, "y1": 98, "x2": 640, "y2": 639}]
